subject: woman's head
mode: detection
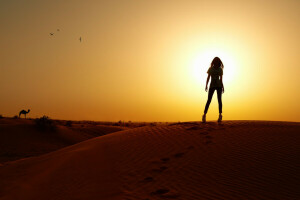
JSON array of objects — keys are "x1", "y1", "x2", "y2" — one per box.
[{"x1": 210, "y1": 57, "x2": 224, "y2": 69}]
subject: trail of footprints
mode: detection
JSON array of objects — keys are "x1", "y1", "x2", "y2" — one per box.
[
  {"x1": 140, "y1": 125, "x2": 214, "y2": 199},
  {"x1": 185, "y1": 124, "x2": 218, "y2": 144},
  {"x1": 140, "y1": 145, "x2": 197, "y2": 199}
]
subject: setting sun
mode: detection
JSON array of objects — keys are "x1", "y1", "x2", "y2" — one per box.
[
  {"x1": 0, "y1": 1, "x2": 300, "y2": 199},
  {"x1": 192, "y1": 48, "x2": 237, "y2": 87},
  {"x1": 0, "y1": 0, "x2": 299, "y2": 122}
]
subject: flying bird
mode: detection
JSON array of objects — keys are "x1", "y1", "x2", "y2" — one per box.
[
  {"x1": 79, "y1": 37, "x2": 82, "y2": 42},
  {"x1": 50, "y1": 33, "x2": 54, "y2": 36}
]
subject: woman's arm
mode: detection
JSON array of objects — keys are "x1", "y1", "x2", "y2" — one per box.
[
  {"x1": 205, "y1": 74, "x2": 211, "y2": 92},
  {"x1": 220, "y1": 75, "x2": 224, "y2": 93}
]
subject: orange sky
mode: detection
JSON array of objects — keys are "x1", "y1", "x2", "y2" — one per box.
[{"x1": 0, "y1": 0, "x2": 299, "y2": 122}]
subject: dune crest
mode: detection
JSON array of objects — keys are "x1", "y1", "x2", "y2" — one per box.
[{"x1": 0, "y1": 121, "x2": 299, "y2": 199}]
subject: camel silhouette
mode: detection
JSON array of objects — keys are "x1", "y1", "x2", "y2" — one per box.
[{"x1": 19, "y1": 109, "x2": 30, "y2": 118}]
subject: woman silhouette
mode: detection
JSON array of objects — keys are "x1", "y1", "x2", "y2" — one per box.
[{"x1": 202, "y1": 57, "x2": 224, "y2": 123}]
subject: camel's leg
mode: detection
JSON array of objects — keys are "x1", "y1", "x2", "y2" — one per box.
[{"x1": 25, "y1": 114, "x2": 26, "y2": 119}]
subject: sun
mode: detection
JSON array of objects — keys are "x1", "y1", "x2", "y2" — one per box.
[{"x1": 191, "y1": 48, "x2": 236, "y2": 86}]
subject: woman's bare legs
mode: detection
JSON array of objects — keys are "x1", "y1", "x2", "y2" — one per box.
[{"x1": 203, "y1": 87, "x2": 223, "y2": 122}]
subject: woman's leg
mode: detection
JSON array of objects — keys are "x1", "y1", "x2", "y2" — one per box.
[
  {"x1": 204, "y1": 88, "x2": 215, "y2": 114},
  {"x1": 216, "y1": 87, "x2": 222, "y2": 113}
]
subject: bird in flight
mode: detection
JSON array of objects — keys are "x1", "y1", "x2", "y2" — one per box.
[
  {"x1": 50, "y1": 33, "x2": 54, "y2": 36},
  {"x1": 79, "y1": 37, "x2": 82, "y2": 42}
]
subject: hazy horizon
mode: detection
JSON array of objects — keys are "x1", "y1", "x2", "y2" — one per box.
[{"x1": 1, "y1": 0, "x2": 299, "y2": 122}]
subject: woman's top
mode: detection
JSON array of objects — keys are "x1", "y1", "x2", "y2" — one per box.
[{"x1": 207, "y1": 67, "x2": 223, "y2": 88}]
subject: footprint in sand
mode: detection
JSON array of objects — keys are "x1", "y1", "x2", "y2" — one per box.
[
  {"x1": 151, "y1": 157, "x2": 170, "y2": 164},
  {"x1": 199, "y1": 131, "x2": 209, "y2": 135},
  {"x1": 142, "y1": 176, "x2": 154, "y2": 182},
  {"x1": 151, "y1": 188, "x2": 169, "y2": 195},
  {"x1": 161, "y1": 157, "x2": 170, "y2": 162},
  {"x1": 203, "y1": 135, "x2": 213, "y2": 144},
  {"x1": 205, "y1": 135, "x2": 213, "y2": 139},
  {"x1": 151, "y1": 188, "x2": 180, "y2": 198},
  {"x1": 150, "y1": 148, "x2": 193, "y2": 176},
  {"x1": 152, "y1": 166, "x2": 168, "y2": 173},
  {"x1": 174, "y1": 152, "x2": 185, "y2": 158},
  {"x1": 186, "y1": 126, "x2": 200, "y2": 131},
  {"x1": 206, "y1": 127, "x2": 215, "y2": 131},
  {"x1": 205, "y1": 140, "x2": 213, "y2": 144}
]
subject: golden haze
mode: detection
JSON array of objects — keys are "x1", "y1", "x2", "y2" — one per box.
[{"x1": 0, "y1": 0, "x2": 299, "y2": 121}]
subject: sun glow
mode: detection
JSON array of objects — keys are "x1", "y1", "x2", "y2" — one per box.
[
  {"x1": 1, "y1": 0, "x2": 299, "y2": 122},
  {"x1": 192, "y1": 48, "x2": 237, "y2": 87}
]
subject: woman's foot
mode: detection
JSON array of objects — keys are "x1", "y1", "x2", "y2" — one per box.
[
  {"x1": 218, "y1": 114, "x2": 222, "y2": 122},
  {"x1": 202, "y1": 114, "x2": 206, "y2": 123}
]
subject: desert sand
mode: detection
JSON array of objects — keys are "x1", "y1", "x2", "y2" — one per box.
[
  {"x1": 0, "y1": 118, "x2": 126, "y2": 163},
  {"x1": 0, "y1": 119, "x2": 299, "y2": 199}
]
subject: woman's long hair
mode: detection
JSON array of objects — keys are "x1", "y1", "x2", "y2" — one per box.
[{"x1": 210, "y1": 57, "x2": 224, "y2": 69}]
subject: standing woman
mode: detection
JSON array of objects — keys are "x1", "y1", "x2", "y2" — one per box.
[{"x1": 202, "y1": 57, "x2": 224, "y2": 123}]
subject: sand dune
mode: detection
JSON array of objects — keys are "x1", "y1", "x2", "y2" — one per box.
[
  {"x1": 0, "y1": 121, "x2": 299, "y2": 199},
  {"x1": 0, "y1": 118, "x2": 125, "y2": 163}
]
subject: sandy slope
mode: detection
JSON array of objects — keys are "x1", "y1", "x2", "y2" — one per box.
[
  {"x1": 0, "y1": 121, "x2": 299, "y2": 200},
  {"x1": 0, "y1": 118, "x2": 125, "y2": 163}
]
